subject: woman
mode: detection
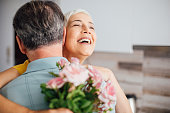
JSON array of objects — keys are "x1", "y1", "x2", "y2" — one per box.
[{"x1": 0, "y1": 9, "x2": 132, "y2": 113}]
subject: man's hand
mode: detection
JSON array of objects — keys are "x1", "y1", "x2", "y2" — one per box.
[
  {"x1": 30, "y1": 108, "x2": 73, "y2": 113},
  {"x1": 48, "y1": 108, "x2": 73, "y2": 113}
]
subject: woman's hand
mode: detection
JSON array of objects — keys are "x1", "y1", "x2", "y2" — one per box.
[
  {"x1": 0, "y1": 60, "x2": 29, "y2": 88},
  {"x1": 13, "y1": 60, "x2": 29, "y2": 75}
]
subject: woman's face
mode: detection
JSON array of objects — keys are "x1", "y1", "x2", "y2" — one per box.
[{"x1": 64, "y1": 12, "x2": 96, "y2": 59}]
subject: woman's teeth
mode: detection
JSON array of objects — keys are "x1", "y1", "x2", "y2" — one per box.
[{"x1": 78, "y1": 39, "x2": 91, "y2": 44}]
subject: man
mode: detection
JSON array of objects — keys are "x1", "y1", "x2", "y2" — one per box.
[{"x1": 0, "y1": 1, "x2": 72, "y2": 113}]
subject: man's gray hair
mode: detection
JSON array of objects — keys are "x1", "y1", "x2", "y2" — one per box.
[
  {"x1": 64, "y1": 9, "x2": 91, "y2": 27},
  {"x1": 13, "y1": 1, "x2": 64, "y2": 50}
]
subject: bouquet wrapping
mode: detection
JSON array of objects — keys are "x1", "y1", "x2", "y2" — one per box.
[{"x1": 41, "y1": 57, "x2": 116, "y2": 113}]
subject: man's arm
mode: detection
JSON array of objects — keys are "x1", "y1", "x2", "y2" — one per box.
[{"x1": 0, "y1": 94, "x2": 72, "y2": 113}]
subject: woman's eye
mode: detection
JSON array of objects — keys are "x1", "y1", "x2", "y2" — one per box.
[
  {"x1": 90, "y1": 26, "x2": 95, "y2": 30},
  {"x1": 73, "y1": 24, "x2": 80, "y2": 27}
]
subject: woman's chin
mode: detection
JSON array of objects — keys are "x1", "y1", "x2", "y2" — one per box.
[
  {"x1": 78, "y1": 50, "x2": 94, "y2": 57},
  {"x1": 78, "y1": 45, "x2": 95, "y2": 56}
]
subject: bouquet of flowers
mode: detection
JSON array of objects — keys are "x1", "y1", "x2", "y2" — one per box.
[{"x1": 40, "y1": 57, "x2": 116, "y2": 113}]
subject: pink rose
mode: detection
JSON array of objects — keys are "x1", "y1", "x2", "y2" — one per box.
[
  {"x1": 98, "y1": 88, "x2": 109, "y2": 103},
  {"x1": 88, "y1": 65, "x2": 116, "y2": 110},
  {"x1": 59, "y1": 63, "x2": 89, "y2": 86},
  {"x1": 46, "y1": 77, "x2": 65, "y2": 89},
  {"x1": 105, "y1": 81, "x2": 116, "y2": 101},
  {"x1": 98, "y1": 80, "x2": 116, "y2": 110},
  {"x1": 105, "y1": 101, "x2": 115, "y2": 110},
  {"x1": 88, "y1": 65, "x2": 103, "y2": 89},
  {"x1": 70, "y1": 57, "x2": 80, "y2": 64},
  {"x1": 57, "y1": 59, "x2": 69, "y2": 68}
]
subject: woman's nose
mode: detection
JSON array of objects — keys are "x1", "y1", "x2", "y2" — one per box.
[{"x1": 82, "y1": 26, "x2": 91, "y2": 34}]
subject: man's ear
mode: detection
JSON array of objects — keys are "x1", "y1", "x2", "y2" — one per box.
[
  {"x1": 16, "y1": 36, "x2": 27, "y2": 54},
  {"x1": 62, "y1": 27, "x2": 66, "y2": 46}
]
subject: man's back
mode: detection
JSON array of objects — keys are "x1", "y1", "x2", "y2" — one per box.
[
  {"x1": 0, "y1": 57, "x2": 67, "y2": 110},
  {"x1": 0, "y1": 1, "x2": 74, "y2": 113}
]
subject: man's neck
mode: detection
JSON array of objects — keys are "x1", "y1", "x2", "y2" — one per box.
[{"x1": 26, "y1": 44, "x2": 63, "y2": 62}]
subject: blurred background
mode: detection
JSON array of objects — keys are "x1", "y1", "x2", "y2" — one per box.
[{"x1": 0, "y1": 0, "x2": 170, "y2": 113}]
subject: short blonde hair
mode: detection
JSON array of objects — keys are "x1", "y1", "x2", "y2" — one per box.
[{"x1": 64, "y1": 9, "x2": 91, "y2": 27}]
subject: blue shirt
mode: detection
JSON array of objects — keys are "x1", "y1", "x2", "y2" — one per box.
[
  {"x1": 0, "y1": 57, "x2": 67, "y2": 110},
  {"x1": 0, "y1": 57, "x2": 116, "y2": 112}
]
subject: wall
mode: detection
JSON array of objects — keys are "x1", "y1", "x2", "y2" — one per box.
[
  {"x1": 84, "y1": 46, "x2": 170, "y2": 113},
  {"x1": 0, "y1": 0, "x2": 170, "y2": 70},
  {"x1": 0, "y1": 0, "x2": 30, "y2": 71},
  {"x1": 60, "y1": 0, "x2": 170, "y2": 53}
]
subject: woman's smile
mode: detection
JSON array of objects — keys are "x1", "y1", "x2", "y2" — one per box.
[{"x1": 64, "y1": 12, "x2": 96, "y2": 59}]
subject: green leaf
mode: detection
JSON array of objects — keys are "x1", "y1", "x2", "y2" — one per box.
[
  {"x1": 45, "y1": 91, "x2": 54, "y2": 98},
  {"x1": 72, "y1": 101, "x2": 80, "y2": 113},
  {"x1": 66, "y1": 92, "x2": 73, "y2": 99},
  {"x1": 49, "y1": 102, "x2": 54, "y2": 109},
  {"x1": 59, "y1": 99, "x2": 65, "y2": 107},
  {"x1": 40, "y1": 83, "x2": 46, "y2": 88},
  {"x1": 72, "y1": 97, "x2": 82, "y2": 103},
  {"x1": 73, "y1": 90, "x2": 85, "y2": 97},
  {"x1": 109, "y1": 108, "x2": 113, "y2": 111},
  {"x1": 81, "y1": 100, "x2": 91, "y2": 109},
  {"x1": 56, "y1": 63, "x2": 60, "y2": 68},
  {"x1": 90, "y1": 86, "x2": 98, "y2": 94},
  {"x1": 51, "y1": 98, "x2": 59, "y2": 103},
  {"x1": 49, "y1": 72, "x2": 59, "y2": 77},
  {"x1": 67, "y1": 100, "x2": 73, "y2": 110},
  {"x1": 62, "y1": 83, "x2": 69, "y2": 99},
  {"x1": 85, "y1": 104, "x2": 93, "y2": 113},
  {"x1": 77, "y1": 84, "x2": 85, "y2": 90}
]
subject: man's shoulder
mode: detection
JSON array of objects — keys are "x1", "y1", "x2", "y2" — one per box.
[
  {"x1": 25, "y1": 57, "x2": 66, "y2": 74},
  {"x1": 2, "y1": 67, "x2": 59, "y2": 90}
]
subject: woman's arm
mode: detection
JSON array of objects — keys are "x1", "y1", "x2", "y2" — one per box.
[
  {"x1": 93, "y1": 66, "x2": 132, "y2": 113},
  {"x1": 0, "y1": 61, "x2": 73, "y2": 113},
  {"x1": 0, "y1": 67, "x2": 20, "y2": 88},
  {"x1": 0, "y1": 94, "x2": 73, "y2": 113},
  {"x1": 0, "y1": 60, "x2": 29, "y2": 88},
  {"x1": 109, "y1": 70, "x2": 132, "y2": 113}
]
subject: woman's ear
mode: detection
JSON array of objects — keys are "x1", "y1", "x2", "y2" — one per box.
[
  {"x1": 16, "y1": 36, "x2": 27, "y2": 54},
  {"x1": 62, "y1": 27, "x2": 66, "y2": 46}
]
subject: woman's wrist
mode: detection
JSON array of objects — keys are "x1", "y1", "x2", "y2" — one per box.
[{"x1": 12, "y1": 60, "x2": 29, "y2": 75}]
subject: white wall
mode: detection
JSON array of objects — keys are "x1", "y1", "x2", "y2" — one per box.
[
  {"x1": 0, "y1": 0, "x2": 169, "y2": 71},
  {"x1": 0, "y1": 0, "x2": 30, "y2": 71},
  {"x1": 60, "y1": 0, "x2": 170, "y2": 53}
]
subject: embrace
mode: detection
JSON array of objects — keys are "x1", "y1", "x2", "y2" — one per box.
[{"x1": 0, "y1": 1, "x2": 132, "y2": 113}]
